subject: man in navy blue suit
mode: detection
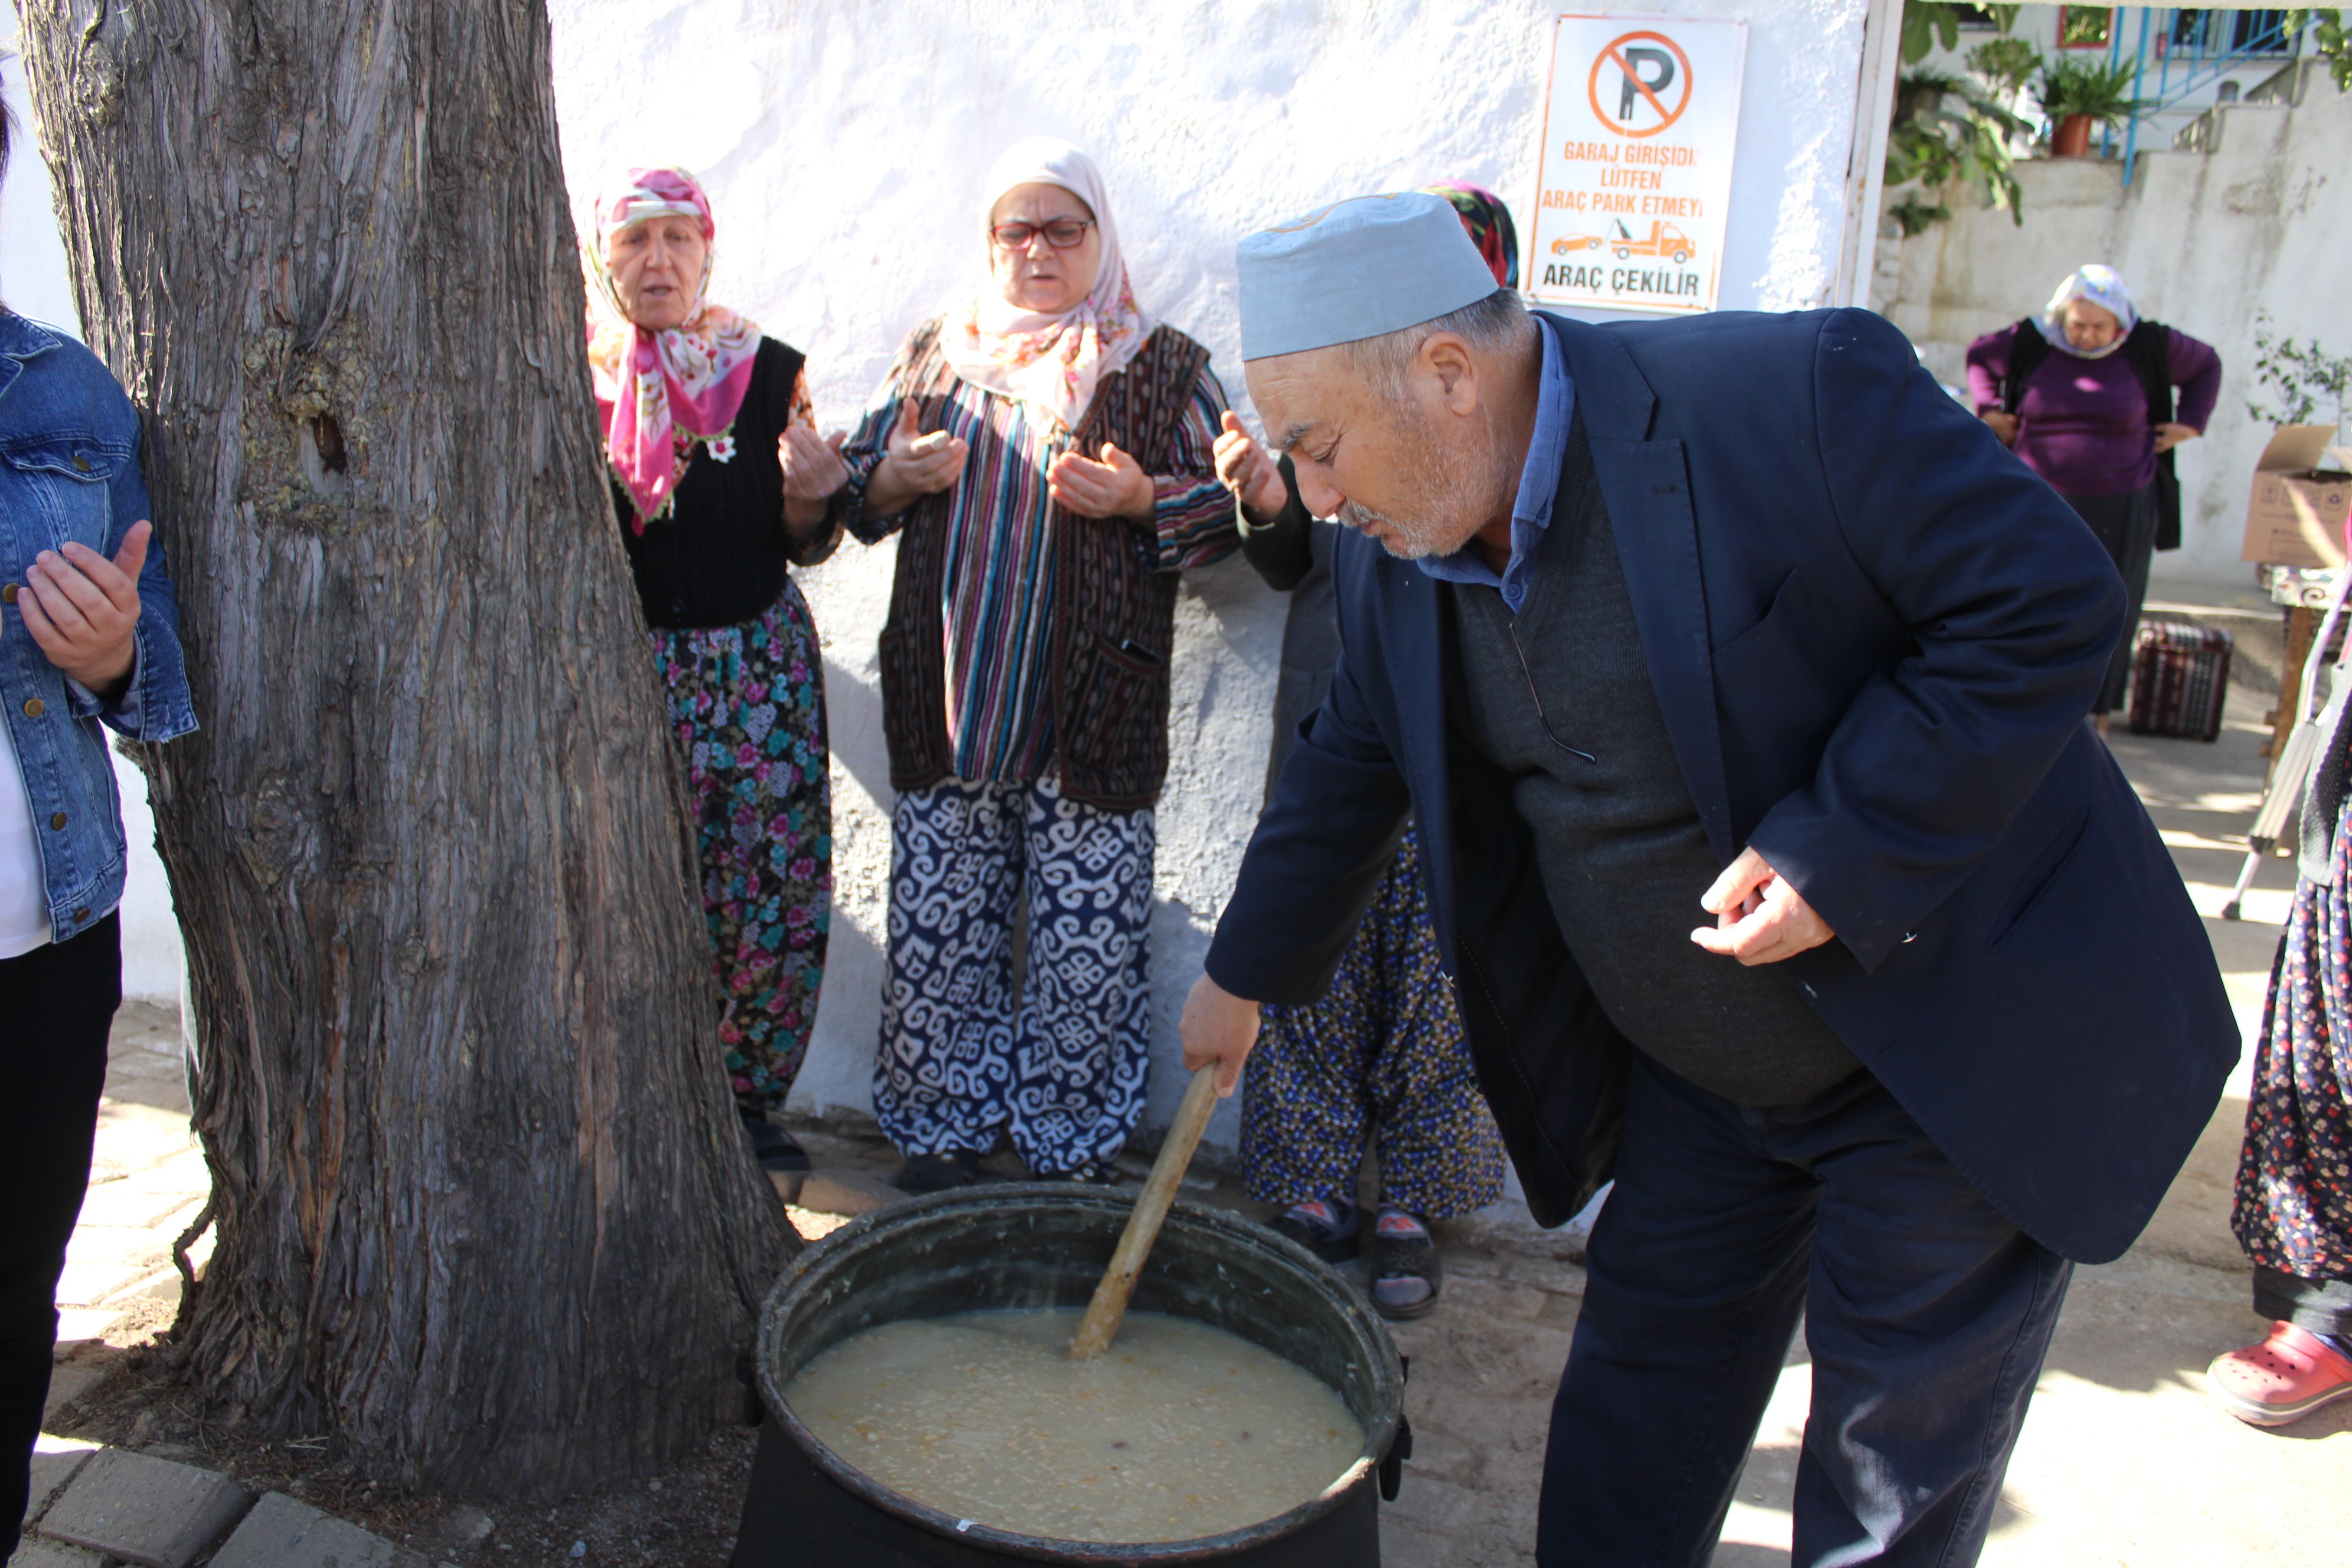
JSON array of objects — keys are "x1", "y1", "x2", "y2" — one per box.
[{"x1": 1188, "y1": 194, "x2": 2236, "y2": 1567}]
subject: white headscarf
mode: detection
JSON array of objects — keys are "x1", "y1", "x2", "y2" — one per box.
[
  {"x1": 2040, "y1": 264, "x2": 2139, "y2": 360},
  {"x1": 939, "y1": 138, "x2": 1154, "y2": 433}
]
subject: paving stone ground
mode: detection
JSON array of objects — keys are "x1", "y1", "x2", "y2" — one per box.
[
  {"x1": 23, "y1": 1443, "x2": 97, "y2": 1530},
  {"x1": 8, "y1": 1541, "x2": 104, "y2": 1568},
  {"x1": 22, "y1": 651, "x2": 2348, "y2": 1567},
  {"x1": 35, "y1": 1449, "x2": 250, "y2": 1568},
  {"x1": 207, "y1": 1492, "x2": 435, "y2": 1568}
]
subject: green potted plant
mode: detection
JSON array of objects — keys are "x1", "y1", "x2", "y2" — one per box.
[
  {"x1": 1883, "y1": 67, "x2": 2031, "y2": 233},
  {"x1": 2036, "y1": 57, "x2": 2149, "y2": 156},
  {"x1": 1966, "y1": 36, "x2": 2041, "y2": 102}
]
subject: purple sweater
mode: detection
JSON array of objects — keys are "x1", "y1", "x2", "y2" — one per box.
[{"x1": 1965, "y1": 322, "x2": 2222, "y2": 496}]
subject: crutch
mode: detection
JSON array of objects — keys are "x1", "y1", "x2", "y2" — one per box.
[{"x1": 2222, "y1": 570, "x2": 2352, "y2": 920}]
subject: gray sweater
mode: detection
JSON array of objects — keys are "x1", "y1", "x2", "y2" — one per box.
[{"x1": 1451, "y1": 420, "x2": 1858, "y2": 1108}]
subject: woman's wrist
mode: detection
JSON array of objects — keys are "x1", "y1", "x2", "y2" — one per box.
[
  {"x1": 864, "y1": 455, "x2": 910, "y2": 517},
  {"x1": 784, "y1": 491, "x2": 830, "y2": 534},
  {"x1": 1125, "y1": 471, "x2": 1158, "y2": 522}
]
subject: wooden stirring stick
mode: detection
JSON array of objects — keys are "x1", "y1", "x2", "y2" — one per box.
[{"x1": 1069, "y1": 1064, "x2": 1221, "y2": 1360}]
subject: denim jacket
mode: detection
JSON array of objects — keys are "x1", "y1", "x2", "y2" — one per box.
[{"x1": 0, "y1": 312, "x2": 197, "y2": 942}]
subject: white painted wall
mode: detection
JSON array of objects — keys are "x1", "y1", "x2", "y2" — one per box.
[
  {"x1": 6, "y1": 2, "x2": 1897, "y2": 1149},
  {"x1": 544, "y1": 0, "x2": 1893, "y2": 1147},
  {"x1": 1876, "y1": 60, "x2": 2350, "y2": 587}
]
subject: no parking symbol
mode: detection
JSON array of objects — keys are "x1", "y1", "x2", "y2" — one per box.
[{"x1": 1587, "y1": 31, "x2": 1693, "y2": 138}]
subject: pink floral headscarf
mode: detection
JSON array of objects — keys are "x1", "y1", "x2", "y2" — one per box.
[
  {"x1": 940, "y1": 138, "x2": 1152, "y2": 434},
  {"x1": 584, "y1": 165, "x2": 763, "y2": 530}
]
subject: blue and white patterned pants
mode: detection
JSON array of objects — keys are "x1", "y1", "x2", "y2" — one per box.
[{"x1": 873, "y1": 776, "x2": 1155, "y2": 1173}]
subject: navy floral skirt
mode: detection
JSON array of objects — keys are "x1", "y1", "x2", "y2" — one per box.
[
  {"x1": 1242, "y1": 828, "x2": 1505, "y2": 1219},
  {"x1": 652, "y1": 580, "x2": 832, "y2": 1110},
  {"x1": 2233, "y1": 769, "x2": 2352, "y2": 1334}
]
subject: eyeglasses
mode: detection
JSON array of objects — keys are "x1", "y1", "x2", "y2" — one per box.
[
  {"x1": 1508, "y1": 619, "x2": 1596, "y2": 765},
  {"x1": 989, "y1": 218, "x2": 1096, "y2": 251}
]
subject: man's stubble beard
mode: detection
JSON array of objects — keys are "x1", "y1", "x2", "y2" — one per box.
[{"x1": 1332, "y1": 400, "x2": 1511, "y2": 561}]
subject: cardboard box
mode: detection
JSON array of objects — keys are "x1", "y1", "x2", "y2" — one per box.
[{"x1": 2242, "y1": 424, "x2": 2352, "y2": 569}]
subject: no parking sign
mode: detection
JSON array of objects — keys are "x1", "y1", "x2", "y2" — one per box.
[{"x1": 1528, "y1": 15, "x2": 1746, "y2": 315}]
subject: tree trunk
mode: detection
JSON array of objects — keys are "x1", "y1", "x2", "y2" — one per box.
[{"x1": 18, "y1": 0, "x2": 794, "y2": 1496}]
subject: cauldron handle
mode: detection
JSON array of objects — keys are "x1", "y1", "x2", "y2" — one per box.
[{"x1": 1380, "y1": 1355, "x2": 1413, "y2": 1502}]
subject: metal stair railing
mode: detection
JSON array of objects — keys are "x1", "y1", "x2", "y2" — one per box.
[{"x1": 2108, "y1": 7, "x2": 2308, "y2": 182}]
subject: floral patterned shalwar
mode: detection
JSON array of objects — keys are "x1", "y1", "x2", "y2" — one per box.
[
  {"x1": 652, "y1": 580, "x2": 832, "y2": 1110},
  {"x1": 1242, "y1": 827, "x2": 1506, "y2": 1219},
  {"x1": 2232, "y1": 749, "x2": 2352, "y2": 1338}
]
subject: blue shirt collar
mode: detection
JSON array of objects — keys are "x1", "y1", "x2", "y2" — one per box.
[{"x1": 1415, "y1": 314, "x2": 1574, "y2": 613}]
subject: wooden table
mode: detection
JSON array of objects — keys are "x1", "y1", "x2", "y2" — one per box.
[{"x1": 2266, "y1": 603, "x2": 2318, "y2": 789}]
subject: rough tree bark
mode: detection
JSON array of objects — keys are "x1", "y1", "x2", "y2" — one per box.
[{"x1": 18, "y1": 1, "x2": 795, "y2": 1495}]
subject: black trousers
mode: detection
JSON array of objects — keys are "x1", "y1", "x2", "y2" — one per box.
[
  {"x1": 1538, "y1": 1052, "x2": 2072, "y2": 1568},
  {"x1": 2254, "y1": 1266, "x2": 2352, "y2": 1341},
  {"x1": 2061, "y1": 482, "x2": 2159, "y2": 717},
  {"x1": 2, "y1": 916, "x2": 119, "y2": 1554}
]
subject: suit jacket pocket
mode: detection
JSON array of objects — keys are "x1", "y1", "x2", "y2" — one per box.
[
  {"x1": 1709, "y1": 568, "x2": 1845, "y2": 834},
  {"x1": 1987, "y1": 806, "x2": 2092, "y2": 951},
  {"x1": 1712, "y1": 566, "x2": 1803, "y2": 660}
]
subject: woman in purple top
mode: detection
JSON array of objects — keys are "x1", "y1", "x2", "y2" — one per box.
[{"x1": 1966, "y1": 264, "x2": 2222, "y2": 731}]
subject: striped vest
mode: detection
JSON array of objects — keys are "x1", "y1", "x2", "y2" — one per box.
[{"x1": 878, "y1": 321, "x2": 1214, "y2": 810}]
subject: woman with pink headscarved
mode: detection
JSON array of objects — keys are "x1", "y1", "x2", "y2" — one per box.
[{"x1": 586, "y1": 164, "x2": 843, "y2": 1174}]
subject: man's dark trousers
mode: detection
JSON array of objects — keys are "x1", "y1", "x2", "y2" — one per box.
[
  {"x1": 2, "y1": 917, "x2": 120, "y2": 1555},
  {"x1": 1538, "y1": 1053, "x2": 2071, "y2": 1568}
]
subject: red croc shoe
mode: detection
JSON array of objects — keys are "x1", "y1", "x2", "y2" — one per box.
[{"x1": 2206, "y1": 1321, "x2": 2352, "y2": 1427}]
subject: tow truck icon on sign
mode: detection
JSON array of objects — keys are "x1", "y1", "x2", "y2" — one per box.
[{"x1": 1608, "y1": 218, "x2": 1696, "y2": 265}]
